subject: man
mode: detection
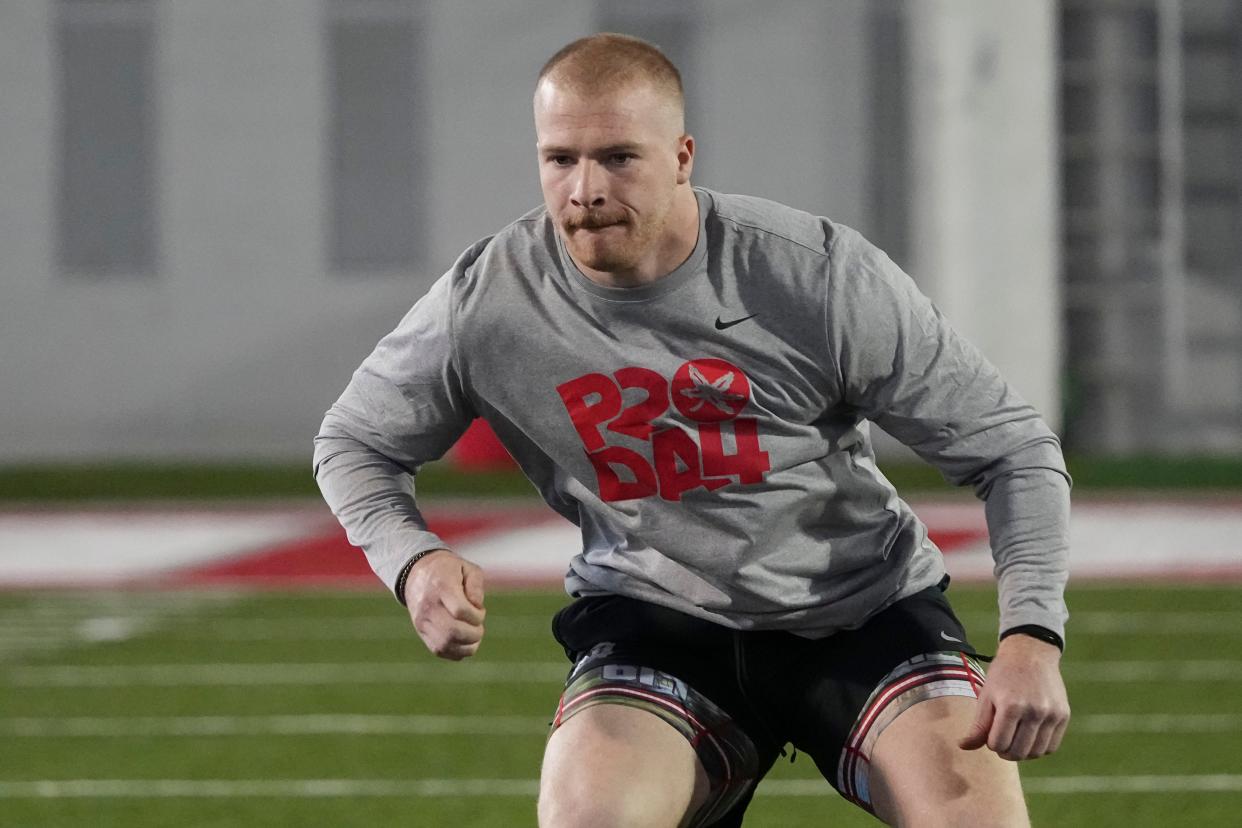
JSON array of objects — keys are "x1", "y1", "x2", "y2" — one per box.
[{"x1": 314, "y1": 33, "x2": 1070, "y2": 827}]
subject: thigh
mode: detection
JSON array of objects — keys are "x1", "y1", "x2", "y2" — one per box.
[
  {"x1": 868, "y1": 695, "x2": 1028, "y2": 827},
  {"x1": 539, "y1": 702, "x2": 707, "y2": 828},
  {"x1": 757, "y1": 581, "x2": 988, "y2": 811},
  {"x1": 547, "y1": 596, "x2": 782, "y2": 826}
]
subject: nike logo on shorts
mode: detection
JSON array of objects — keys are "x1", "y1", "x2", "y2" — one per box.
[{"x1": 939, "y1": 631, "x2": 963, "y2": 643}]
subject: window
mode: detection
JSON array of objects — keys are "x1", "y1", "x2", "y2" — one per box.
[
  {"x1": 867, "y1": 1, "x2": 910, "y2": 268},
  {"x1": 55, "y1": 0, "x2": 158, "y2": 276},
  {"x1": 327, "y1": 0, "x2": 425, "y2": 272}
]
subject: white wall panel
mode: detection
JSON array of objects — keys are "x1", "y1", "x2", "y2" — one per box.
[{"x1": 906, "y1": 0, "x2": 1062, "y2": 427}]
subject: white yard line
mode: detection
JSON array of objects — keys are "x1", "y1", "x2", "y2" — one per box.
[
  {"x1": 1, "y1": 775, "x2": 1241, "y2": 799},
  {"x1": 1, "y1": 714, "x2": 550, "y2": 737},
  {"x1": 761, "y1": 776, "x2": 1242, "y2": 795},
  {"x1": 14, "y1": 591, "x2": 246, "y2": 609},
  {"x1": 2, "y1": 661, "x2": 570, "y2": 687},
  {"x1": 959, "y1": 610, "x2": 1242, "y2": 635},
  {"x1": 0, "y1": 593, "x2": 243, "y2": 662},
  {"x1": 6, "y1": 659, "x2": 1241, "y2": 687},
  {"x1": 1064, "y1": 660, "x2": 1242, "y2": 682},
  {"x1": 12, "y1": 605, "x2": 1242, "y2": 645},
  {"x1": 1075, "y1": 714, "x2": 1242, "y2": 733},
  {"x1": 3, "y1": 713, "x2": 1240, "y2": 738},
  {"x1": 0, "y1": 779, "x2": 539, "y2": 798},
  {"x1": 1069, "y1": 611, "x2": 1242, "y2": 634},
  {"x1": 0, "y1": 615, "x2": 552, "y2": 640},
  {"x1": 168, "y1": 615, "x2": 551, "y2": 640},
  {"x1": 1022, "y1": 775, "x2": 1242, "y2": 794},
  {"x1": 10, "y1": 608, "x2": 1242, "y2": 645}
]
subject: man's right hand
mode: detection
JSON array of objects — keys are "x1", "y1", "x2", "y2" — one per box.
[{"x1": 402, "y1": 549, "x2": 487, "y2": 661}]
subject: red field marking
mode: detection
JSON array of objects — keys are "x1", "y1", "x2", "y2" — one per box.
[
  {"x1": 926, "y1": 528, "x2": 988, "y2": 552},
  {"x1": 6, "y1": 498, "x2": 1237, "y2": 591},
  {"x1": 167, "y1": 508, "x2": 553, "y2": 586}
]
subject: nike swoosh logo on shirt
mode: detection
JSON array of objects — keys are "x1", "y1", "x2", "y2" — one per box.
[
  {"x1": 715, "y1": 314, "x2": 757, "y2": 330},
  {"x1": 940, "y1": 631, "x2": 963, "y2": 643}
]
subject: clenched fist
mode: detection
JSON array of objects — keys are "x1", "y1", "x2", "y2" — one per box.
[{"x1": 402, "y1": 550, "x2": 487, "y2": 661}]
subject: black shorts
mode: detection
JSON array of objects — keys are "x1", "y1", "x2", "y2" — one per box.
[{"x1": 550, "y1": 578, "x2": 985, "y2": 825}]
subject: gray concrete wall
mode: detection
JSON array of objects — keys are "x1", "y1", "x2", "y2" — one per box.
[{"x1": 0, "y1": 0, "x2": 1058, "y2": 463}]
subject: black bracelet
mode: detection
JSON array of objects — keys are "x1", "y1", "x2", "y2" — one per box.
[
  {"x1": 393, "y1": 549, "x2": 442, "y2": 606},
  {"x1": 1000, "y1": 624, "x2": 1064, "y2": 651}
]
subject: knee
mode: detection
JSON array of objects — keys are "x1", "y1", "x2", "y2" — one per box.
[
  {"x1": 538, "y1": 704, "x2": 703, "y2": 828},
  {"x1": 898, "y1": 793, "x2": 1029, "y2": 828},
  {"x1": 867, "y1": 702, "x2": 1030, "y2": 827},
  {"x1": 871, "y1": 763, "x2": 1029, "y2": 828},
  {"x1": 537, "y1": 750, "x2": 689, "y2": 828},
  {"x1": 537, "y1": 780, "x2": 670, "y2": 828}
]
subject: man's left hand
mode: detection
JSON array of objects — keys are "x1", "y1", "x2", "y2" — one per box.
[{"x1": 958, "y1": 633, "x2": 1070, "y2": 760}]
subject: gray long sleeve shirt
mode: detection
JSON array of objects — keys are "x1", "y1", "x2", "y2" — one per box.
[{"x1": 314, "y1": 188, "x2": 1070, "y2": 640}]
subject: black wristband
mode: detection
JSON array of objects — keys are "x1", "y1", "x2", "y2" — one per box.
[
  {"x1": 393, "y1": 549, "x2": 442, "y2": 606},
  {"x1": 1000, "y1": 624, "x2": 1064, "y2": 651}
]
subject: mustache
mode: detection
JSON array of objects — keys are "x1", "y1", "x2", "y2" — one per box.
[{"x1": 565, "y1": 211, "x2": 626, "y2": 231}]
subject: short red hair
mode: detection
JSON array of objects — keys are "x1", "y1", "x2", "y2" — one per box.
[{"x1": 536, "y1": 33, "x2": 684, "y2": 121}]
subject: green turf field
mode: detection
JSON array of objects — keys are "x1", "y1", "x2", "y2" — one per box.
[
  {"x1": 3, "y1": 454, "x2": 1242, "y2": 501},
  {"x1": 2, "y1": 583, "x2": 1240, "y2": 827}
]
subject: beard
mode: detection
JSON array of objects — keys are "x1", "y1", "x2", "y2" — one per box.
[{"x1": 561, "y1": 207, "x2": 663, "y2": 274}]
